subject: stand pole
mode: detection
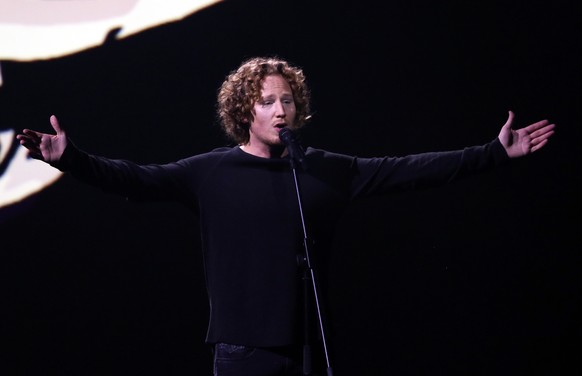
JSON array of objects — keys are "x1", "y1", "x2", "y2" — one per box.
[{"x1": 288, "y1": 162, "x2": 334, "y2": 376}]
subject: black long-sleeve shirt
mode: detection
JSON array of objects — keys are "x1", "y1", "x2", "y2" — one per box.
[{"x1": 53, "y1": 138, "x2": 508, "y2": 347}]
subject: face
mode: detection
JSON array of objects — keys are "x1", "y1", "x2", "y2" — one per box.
[{"x1": 246, "y1": 74, "x2": 296, "y2": 155}]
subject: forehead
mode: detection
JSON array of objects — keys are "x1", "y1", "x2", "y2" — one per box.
[{"x1": 261, "y1": 74, "x2": 292, "y2": 93}]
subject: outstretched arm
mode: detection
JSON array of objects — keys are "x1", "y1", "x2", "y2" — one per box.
[
  {"x1": 498, "y1": 110, "x2": 555, "y2": 158},
  {"x1": 16, "y1": 115, "x2": 68, "y2": 163}
]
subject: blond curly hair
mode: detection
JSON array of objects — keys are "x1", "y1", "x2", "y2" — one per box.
[{"x1": 217, "y1": 56, "x2": 312, "y2": 145}]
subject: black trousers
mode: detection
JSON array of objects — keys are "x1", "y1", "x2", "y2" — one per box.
[{"x1": 213, "y1": 342, "x2": 308, "y2": 376}]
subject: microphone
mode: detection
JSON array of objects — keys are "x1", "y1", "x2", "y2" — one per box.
[{"x1": 279, "y1": 127, "x2": 306, "y2": 169}]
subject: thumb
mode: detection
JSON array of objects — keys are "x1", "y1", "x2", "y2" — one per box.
[
  {"x1": 502, "y1": 110, "x2": 515, "y2": 131},
  {"x1": 50, "y1": 115, "x2": 65, "y2": 136}
]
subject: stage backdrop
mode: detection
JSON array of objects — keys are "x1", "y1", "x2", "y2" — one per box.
[{"x1": 1, "y1": 1, "x2": 579, "y2": 375}]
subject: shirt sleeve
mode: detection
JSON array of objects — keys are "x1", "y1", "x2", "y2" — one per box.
[
  {"x1": 350, "y1": 138, "x2": 509, "y2": 199},
  {"x1": 51, "y1": 140, "x2": 199, "y2": 206}
]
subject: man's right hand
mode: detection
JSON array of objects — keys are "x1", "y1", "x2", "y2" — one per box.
[{"x1": 16, "y1": 115, "x2": 68, "y2": 163}]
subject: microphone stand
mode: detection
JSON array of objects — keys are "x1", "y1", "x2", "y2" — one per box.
[{"x1": 285, "y1": 153, "x2": 334, "y2": 376}]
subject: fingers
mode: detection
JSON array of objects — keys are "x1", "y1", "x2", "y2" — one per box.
[
  {"x1": 530, "y1": 122, "x2": 555, "y2": 137},
  {"x1": 16, "y1": 130, "x2": 42, "y2": 156},
  {"x1": 530, "y1": 138, "x2": 548, "y2": 153},
  {"x1": 524, "y1": 119, "x2": 555, "y2": 147},
  {"x1": 524, "y1": 119, "x2": 550, "y2": 131},
  {"x1": 526, "y1": 120, "x2": 554, "y2": 136},
  {"x1": 17, "y1": 129, "x2": 42, "y2": 144},
  {"x1": 524, "y1": 118, "x2": 555, "y2": 154},
  {"x1": 531, "y1": 125, "x2": 555, "y2": 146},
  {"x1": 16, "y1": 115, "x2": 64, "y2": 145}
]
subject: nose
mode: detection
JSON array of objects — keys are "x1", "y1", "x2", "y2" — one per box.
[{"x1": 274, "y1": 100, "x2": 286, "y2": 117}]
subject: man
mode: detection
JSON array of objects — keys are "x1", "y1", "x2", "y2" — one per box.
[{"x1": 17, "y1": 56, "x2": 555, "y2": 376}]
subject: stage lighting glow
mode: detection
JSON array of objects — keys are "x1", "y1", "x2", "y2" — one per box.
[
  {"x1": 0, "y1": 0, "x2": 221, "y2": 209},
  {"x1": 0, "y1": 0, "x2": 220, "y2": 62}
]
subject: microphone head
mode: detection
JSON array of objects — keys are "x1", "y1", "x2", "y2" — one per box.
[
  {"x1": 278, "y1": 127, "x2": 296, "y2": 146},
  {"x1": 278, "y1": 127, "x2": 306, "y2": 169}
]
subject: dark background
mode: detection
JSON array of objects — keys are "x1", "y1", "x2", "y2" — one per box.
[{"x1": 1, "y1": 1, "x2": 580, "y2": 375}]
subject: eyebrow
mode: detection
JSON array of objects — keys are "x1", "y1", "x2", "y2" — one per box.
[{"x1": 261, "y1": 93, "x2": 293, "y2": 99}]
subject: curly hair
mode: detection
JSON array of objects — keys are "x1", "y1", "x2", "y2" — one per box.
[{"x1": 216, "y1": 56, "x2": 312, "y2": 145}]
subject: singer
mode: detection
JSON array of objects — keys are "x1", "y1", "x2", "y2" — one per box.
[{"x1": 17, "y1": 56, "x2": 555, "y2": 376}]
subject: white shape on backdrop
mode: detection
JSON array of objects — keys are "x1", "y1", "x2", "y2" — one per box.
[{"x1": 0, "y1": 0, "x2": 222, "y2": 209}]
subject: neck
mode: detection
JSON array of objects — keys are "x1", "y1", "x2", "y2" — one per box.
[{"x1": 239, "y1": 143, "x2": 287, "y2": 159}]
